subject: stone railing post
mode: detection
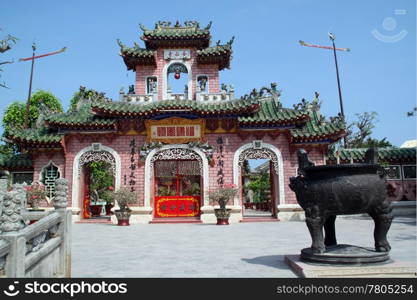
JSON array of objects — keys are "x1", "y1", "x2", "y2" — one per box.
[
  {"x1": 53, "y1": 178, "x2": 71, "y2": 277},
  {"x1": 0, "y1": 188, "x2": 27, "y2": 277},
  {"x1": 0, "y1": 170, "x2": 9, "y2": 223},
  {"x1": 13, "y1": 183, "x2": 27, "y2": 212}
]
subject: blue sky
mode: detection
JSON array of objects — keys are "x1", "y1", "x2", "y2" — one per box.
[{"x1": 1, "y1": 0, "x2": 415, "y2": 146}]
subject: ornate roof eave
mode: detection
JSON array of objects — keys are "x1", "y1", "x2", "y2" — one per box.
[
  {"x1": 290, "y1": 129, "x2": 346, "y2": 144},
  {"x1": 91, "y1": 104, "x2": 260, "y2": 118},
  {"x1": 90, "y1": 99, "x2": 261, "y2": 118},
  {"x1": 46, "y1": 120, "x2": 117, "y2": 131},
  {"x1": 121, "y1": 54, "x2": 156, "y2": 71},
  {"x1": 238, "y1": 114, "x2": 310, "y2": 128},
  {"x1": 197, "y1": 54, "x2": 231, "y2": 70},
  {"x1": 142, "y1": 38, "x2": 210, "y2": 50}
]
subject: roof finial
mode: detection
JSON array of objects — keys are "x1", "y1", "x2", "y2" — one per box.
[
  {"x1": 205, "y1": 21, "x2": 212, "y2": 30},
  {"x1": 139, "y1": 23, "x2": 147, "y2": 31},
  {"x1": 227, "y1": 36, "x2": 235, "y2": 46},
  {"x1": 116, "y1": 39, "x2": 125, "y2": 49}
]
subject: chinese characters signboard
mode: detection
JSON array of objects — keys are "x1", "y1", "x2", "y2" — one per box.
[
  {"x1": 164, "y1": 49, "x2": 191, "y2": 60},
  {"x1": 146, "y1": 118, "x2": 205, "y2": 144}
]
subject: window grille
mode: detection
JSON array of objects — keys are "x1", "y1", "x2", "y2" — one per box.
[{"x1": 41, "y1": 162, "x2": 60, "y2": 199}]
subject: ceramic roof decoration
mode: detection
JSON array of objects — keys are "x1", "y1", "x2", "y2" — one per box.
[{"x1": 140, "y1": 21, "x2": 212, "y2": 49}]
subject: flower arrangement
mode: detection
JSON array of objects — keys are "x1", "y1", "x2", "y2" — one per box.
[
  {"x1": 111, "y1": 187, "x2": 137, "y2": 211},
  {"x1": 208, "y1": 183, "x2": 238, "y2": 210},
  {"x1": 26, "y1": 182, "x2": 47, "y2": 209}
]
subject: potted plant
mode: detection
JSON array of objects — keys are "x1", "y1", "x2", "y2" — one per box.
[
  {"x1": 104, "y1": 186, "x2": 115, "y2": 215},
  {"x1": 208, "y1": 184, "x2": 238, "y2": 225},
  {"x1": 112, "y1": 187, "x2": 137, "y2": 226},
  {"x1": 26, "y1": 182, "x2": 47, "y2": 211},
  {"x1": 25, "y1": 182, "x2": 47, "y2": 224}
]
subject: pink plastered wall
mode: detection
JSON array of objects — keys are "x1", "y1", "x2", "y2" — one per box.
[
  {"x1": 60, "y1": 135, "x2": 145, "y2": 208},
  {"x1": 205, "y1": 133, "x2": 325, "y2": 205},
  {"x1": 31, "y1": 133, "x2": 325, "y2": 208}
]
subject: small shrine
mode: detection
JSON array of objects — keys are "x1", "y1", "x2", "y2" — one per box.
[{"x1": 1, "y1": 21, "x2": 348, "y2": 223}]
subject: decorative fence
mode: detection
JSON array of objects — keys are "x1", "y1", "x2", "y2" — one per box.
[{"x1": 0, "y1": 172, "x2": 71, "y2": 278}]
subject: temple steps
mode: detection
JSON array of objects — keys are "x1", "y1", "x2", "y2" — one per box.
[
  {"x1": 150, "y1": 217, "x2": 202, "y2": 224},
  {"x1": 240, "y1": 217, "x2": 279, "y2": 223}
]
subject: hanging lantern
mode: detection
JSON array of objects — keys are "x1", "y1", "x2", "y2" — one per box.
[{"x1": 174, "y1": 68, "x2": 181, "y2": 80}]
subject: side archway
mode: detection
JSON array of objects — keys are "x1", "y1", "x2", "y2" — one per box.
[
  {"x1": 233, "y1": 142, "x2": 285, "y2": 207},
  {"x1": 71, "y1": 145, "x2": 121, "y2": 211}
]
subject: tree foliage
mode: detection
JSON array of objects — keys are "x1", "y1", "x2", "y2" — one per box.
[
  {"x1": 0, "y1": 30, "x2": 18, "y2": 88},
  {"x1": 246, "y1": 172, "x2": 271, "y2": 202},
  {"x1": 89, "y1": 161, "x2": 114, "y2": 203},
  {"x1": 344, "y1": 112, "x2": 393, "y2": 148},
  {"x1": 2, "y1": 90, "x2": 63, "y2": 132}
]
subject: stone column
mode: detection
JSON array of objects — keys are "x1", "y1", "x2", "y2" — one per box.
[
  {"x1": 53, "y1": 178, "x2": 71, "y2": 277},
  {"x1": 53, "y1": 178, "x2": 68, "y2": 210},
  {"x1": 0, "y1": 170, "x2": 9, "y2": 223},
  {"x1": 0, "y1": 190, "x2": 26, "y2": 233},
  {"x1": 0, "y1": 187, "x2": 26, "y2": 277},
  {"x1": 12, "y1": 183, "x2": 27, "y2": 212}
]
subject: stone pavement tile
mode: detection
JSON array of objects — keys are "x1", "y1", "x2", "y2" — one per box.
[{"x1": 72, "y1": 217, "x2": 416, "y2": 277}]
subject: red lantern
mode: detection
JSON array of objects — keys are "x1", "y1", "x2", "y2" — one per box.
[{"x1": 174, "y1": 71, "x2": 181, "y2": 79}]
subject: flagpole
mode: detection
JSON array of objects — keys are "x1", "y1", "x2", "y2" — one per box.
[{"x1": 25, "y1": 43, "x2": 36, "y2": 129}]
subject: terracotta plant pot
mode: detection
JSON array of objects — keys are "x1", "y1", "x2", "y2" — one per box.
[
  {"x1": 90, "y1": 205, "x2": 102, "y2": 217},
  {"x1": 214, "y1": 208, "x2": 231, "y2": 225},
  {"x1": 115, "y1": 209, "x2": 131, "y2": 226},
  {"x1": 105, "y1": 204, "x2": 114, "y2": 215}
]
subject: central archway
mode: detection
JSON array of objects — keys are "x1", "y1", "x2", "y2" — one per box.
[{"x1": 144, "y1": 145, "x2": 209, "y2": 215}]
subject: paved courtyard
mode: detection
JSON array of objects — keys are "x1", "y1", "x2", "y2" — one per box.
[{"x1": 72, "y1": 216, "x2": 416, "y2": 277}]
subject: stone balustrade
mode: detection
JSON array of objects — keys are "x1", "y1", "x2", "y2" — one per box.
[
  {"x1": 120, "y1": 92, "x2": 156, "y2": 104},
  {"x1": 196, "y1": 91, "x2": 234, "y2": 102},
  {"x1": 0, "y1": 177, "x2": 71, "y2": 278},
  {"x1": 167, "y1": 93, "x2": 187, "y2": 100}
]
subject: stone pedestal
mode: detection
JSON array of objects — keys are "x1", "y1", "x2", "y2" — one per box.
[
  {"x1": 285, "y1": 255, "x2": 416, "y2": 278},
  {"x1": 301, "y1": 244, "x2": 390, "y2": 264}
]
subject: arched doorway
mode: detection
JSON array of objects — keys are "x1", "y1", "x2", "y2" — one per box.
[
  {"x1": 72, "y1": 145, "x2": 121, "y2": 219},
  {"x1": 233, "y1": 142, "x2": 285, "y2": 219},
  {"x1": 144, "y1": 145, "x2": 209, "y2": 219}
]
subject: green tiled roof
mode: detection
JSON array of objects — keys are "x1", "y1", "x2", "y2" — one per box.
[
  {"x1": 6, "y1": 128, "x2": 62, "y2": 146},
  {"x1": 197, "y1": 42, "x2": 233, "y2": 70},
  {"x1": 117, "y1": 39, "x2": 156, "y2": 70},
  {"x1": 46, "y1": 103, "x2": 116, "y2": 129},
  {"x1": 328, "y1": 147, "x2": 416, "y2": 163},
  {"x1": 140, "y1": 21, "x2": 211, "y2": 49},
  {"x1": 290, "y1": 108, "x2": 345, "y2": 143},
  {"x1": 0, "y1": 153, "x2": 33, "y2": 170},
  {"x1": 238, "y1": 99, "x2": 308, "y2": 125},
  {"x1": 92, "y1": 98, "x2": 260, "y2": 117}
]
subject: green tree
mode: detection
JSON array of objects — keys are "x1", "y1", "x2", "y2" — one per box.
[
  {"x1": 344, "y1": 112, "x2": 393, "y2": 148},
  {"x1": 89, "y1": 161, "x2": 114, "y2": 203},
  {"x1": 2, "y1": 90, "x2": 63, "y2": 132},
  {"x1": 247, "y1": 172, "x2": 271, "y2": 202}
]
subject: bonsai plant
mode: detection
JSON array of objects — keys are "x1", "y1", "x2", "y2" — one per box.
[
  {"x1": 208, "y1": 183, "x2": 238, "y2": 225},
  {"x1": 111, "y1": 187, "x2": 137, "y2": 226},
  {"x1": 104, "y1": 186, "x2": 115, "y2": 215}
]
